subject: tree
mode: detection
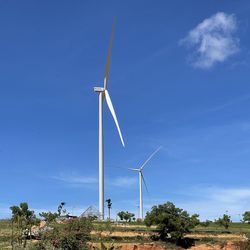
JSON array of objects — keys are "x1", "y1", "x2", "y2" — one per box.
[
  {"x1": 40, "y1": 202, "x2": 68, "y2": 223},
  {"x1": 117, "y1": 211, "x2": 125, "y2": 221},
  {"x1": 39, "y1": 211, "x2": 58, "y2": 223},
  {"x1": 190, "y1": 213, "x2": 200, "y2": 227},
  {"x1": 242, "y1": 211, "x2": 250, "y2": 224},
  {"x1": 57, "y1": 202, "x2": 67, "y2": 216},
  {"x1": 200, "y1": 220, "x2": 212, "y2": 227},
  {"x1": 215, "y1": 214, "x2": 231, "y2": 229},
  {"x1": 144, "y1": 202, "x2": 197, "y2": 243},
  {"x1": 106, "y1": 198, "x2": 112, "y2": 220},
  {"x1": 117, "y1": 211, "x2": 135, "y2": 222},
  {"x1": 123, "y1": 211, "x2": 135, "y2": 222},
  {"x1": 10, "y1": 202, "x2": 39, "y2": 247}
]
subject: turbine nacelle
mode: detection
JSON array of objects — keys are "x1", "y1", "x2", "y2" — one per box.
[
  {"x1": 128, "y1": 168, "x2": 140, "y2": 172},
  {"x1": 94, "y1": 87, "x2": 105, "y2": 93}
]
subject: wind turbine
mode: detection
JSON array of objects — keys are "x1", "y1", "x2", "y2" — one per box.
[
  {"x1": 129, "y1": 147, "x2": 161, "y2": 220},
  {"x1": 94, "y1": 19, "x2": 125, "y2": 220}
]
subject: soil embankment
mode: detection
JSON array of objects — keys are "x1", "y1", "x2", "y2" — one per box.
[
  {"x1": 90, "y1": 232, "x2": 249, "y2": 250},
  {"x1": 91, "y1": 241, "x2": 249, "y2": 250}
]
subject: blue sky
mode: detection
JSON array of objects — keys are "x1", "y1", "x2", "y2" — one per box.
[{"x1": 1, "y1": 0, "x2": 250, "y2": 221}]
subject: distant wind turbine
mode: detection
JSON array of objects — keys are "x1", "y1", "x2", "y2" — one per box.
[
  {"x1": 128, "y1": 147, "x2": 161, "y2": 219},
  {"x1": 94, "y1": 18, "x2": 125, "y2": 220}
]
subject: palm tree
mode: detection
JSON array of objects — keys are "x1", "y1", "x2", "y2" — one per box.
[{"x1": 106, "y1": 199, "x2": 112, "y2": 220}]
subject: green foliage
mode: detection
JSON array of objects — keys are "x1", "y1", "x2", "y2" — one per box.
[
  {"x1": 190, "y1": 213, "x2": 200, "y2": 227},
  {"x1": 57, "y1": 202, "x2": 67, "y2": 216},
  {"x1": 10, "y1": 202, "x2": 39, "y2": 247},
  {"x1": 29, "y1": 241, "x2": 47, "y2": 250},
  {"x1": 106, "y1": 198, "x2": 112, "y2": 220},
  {"x1": 215, "y1": 214, "x2": 231, "y2": 229},
  {"x1": 144, "y1": 201, "x2": 197, "y2": 242},
  {"x1": 117, "y1": 211, "x2": 135, "y2": 222},
  {"x1": 117, "y1": 211, "x2": 125, "y2": 221},
  {"x1": 94, "y1": 221, "x2": 114, "y2": 241},
  {"x1": 41, "y1": 217, "x2": 92, "y2": 250},
  {"x1": 39, "y1": 211, "x2": 58, "y2": 223},
  {"x1": 243, "y1": 211, "x2": 250, "y2": 224},
  {"x1": 106, "y1": 199, "x2": 112, "y2": 209},
  {"x1": 10, "y1": 202, "x2": 37, "y2": 226},
  {"x1": 199, "y1": 220, "x2": 212, "y2": 227},
  {"x1": 40, "y1": 201, "x2": 69, "y2": 224}
]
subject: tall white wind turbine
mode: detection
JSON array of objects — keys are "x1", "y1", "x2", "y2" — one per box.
[
  {"x1": 94, "y1": 19, "x2": 125, "y2": 220},
  {"x1": 129, "y1": 147, "x2": 161, "y2": 220}
]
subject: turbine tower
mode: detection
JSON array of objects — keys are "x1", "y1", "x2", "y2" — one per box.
[
  {"x1": 129, "y1": 147, "x2": 161, "y2": 219},
  {"x1": 94, "y1": 19, "x2": 125, "y2": 220}
]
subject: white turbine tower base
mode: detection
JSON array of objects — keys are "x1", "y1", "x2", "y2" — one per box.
[
  {"x1": 129, "y1": 147, "x2": 161, "y2": 220},
  {"x1": 94, "y1": 19, "x2": 125, "y2": 220}
]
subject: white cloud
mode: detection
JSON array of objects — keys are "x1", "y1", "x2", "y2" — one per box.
[
  {"x1": 52, "y1": 174, "x2": 136, "y2": 188},
  {"x1": 176, "y1": 186, "x2": 250, "y2": 221},
  {"x1": 52, "y1": 174, "x2": 98, "y2": 185},
  {"x1": 110, "y1": 176, "x2": 137, "y2": 187},
  {"x1": 210, "y1": 187, "x2": 250, "y2": 203},
  {"x1": 180, "y1": 12, "x2": 239, "y2": 69}
]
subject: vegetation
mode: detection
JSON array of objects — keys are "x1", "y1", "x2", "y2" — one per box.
[
  {"x1": 40, "y1": 217, "x2": 92, "y2": 250},
  {"x1": 10, "y1": 202, "x2": 40, "y2": 248},
  {"x1": 117, "y1": 211, "x2": 135, "y2": 222},
  {"x1": 1, "y1": 201, "x2": 250, "y2": 249},
  {"x1": 190, "y1": 213, "x2": 200, "y2": 227},
  {"x1": 243, "y1": 211, "x2": 250, "y2": 224},
  {"x1": 199, "y1": 220, "x2": 212, "y2": 227},
  {"x1": 193, "y1": 221, "x2": 250, "y2": 233},
  {"x1": 57, "y1": 202, "x2": 68, "y2": 216},
  {"x1": 144, "y1": 202, "x2": 199, "y2": 243},
  {"x1": 1, "y1": 218, "x2": 250, "y2": 249},
  {"x1": 39, "y1": 211, "x2": 58, "y2": 224},
  {"x1": 93, "y1": 242, "x2": 121, "y2": 250},
  {"x1": 39, "y1": 201, "x2": 69, "y2": 224},
  {"x1": 215, "y1": 214, "x2": 231, "y2": 230},
  {"x1": 106, "y1": 199, "x2": 112, "y2": 221}
]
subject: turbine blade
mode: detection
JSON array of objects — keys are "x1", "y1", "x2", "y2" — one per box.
[
  {"x1": 128, "y1": 168, "x2": 139, "y2": 171},
  {"x1": 104, "y1": 17, "x2": 116, "y2": 90},
  {"x1": 141, "y1": 173, "x2": 149, "y2": 196},
  {"x1": 140, "y1": 146, "x2": 162, "y2": 170},
  {"x1": 104, "y1": 90, "x2": 125, "y2": 147}
]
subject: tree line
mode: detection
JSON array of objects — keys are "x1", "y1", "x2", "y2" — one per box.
[{"x1": 8, "y1": 200, "x2": 250, "y2": 249}]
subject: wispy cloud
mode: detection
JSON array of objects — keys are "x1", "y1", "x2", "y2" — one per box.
[
  {"x1": 52, "y1": 173, "x2": 136, "y2": 188},
  {"x1": 52, "y1": 174, "x2": 98, "y2": 185},
  {"x1": 180, "y1": 12, "x2": 239, "y2": 69},
  {"x1": 110, "y1": 176, "x2": 137, "y2": 187},
  {"x1": 176, "y1": 186, "x2": 250, "y2": 221},
  {"x1": 207, "y1": 187, "x2": 250, "y2": 204},
  {"x1": 206, "y1": 93, "x2": 250, "y2": 113}
]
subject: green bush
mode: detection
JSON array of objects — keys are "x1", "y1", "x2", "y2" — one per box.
[
  {"x1": 41, "y1": 217, "x2": 92, "y2": 250},
  {"x1": 144, "y1": 201, "x2": 198, "y2": 243}
]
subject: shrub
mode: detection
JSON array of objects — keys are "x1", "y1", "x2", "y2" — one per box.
[
  {"x1": 215, "y1": 214, "x2": 231, "y2": 229},
  {"x1": 41, "y1": 217, "x2": 92, "y2": 250},
  {"x1": 144, "y1": 201, "x2": 198, "y2": 243}
]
